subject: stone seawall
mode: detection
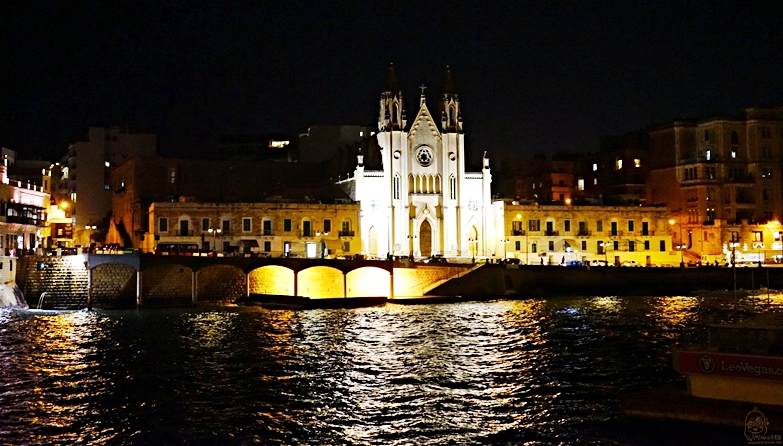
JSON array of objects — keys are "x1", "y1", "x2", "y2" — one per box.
[
  {"x1": 21, "y1": 255, "x2": 775, "y2": 310},
  {"x1": 429, "y1": 264, "x2": 783, "y2": 297},
  {"x1": 18, "y1": 256, "x2": 89, "y2": 310}
]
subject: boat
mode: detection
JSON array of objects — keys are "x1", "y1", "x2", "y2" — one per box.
[
  {"x1": 621, "y1": 312, "x2": 783, "y2": 432},
  {"x1": 673, "y1": 312, "x2": 783, "y2": 406}
]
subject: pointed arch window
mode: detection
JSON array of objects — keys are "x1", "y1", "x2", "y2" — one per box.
[
  {"x1": 449, "y1": 106, "x2": 455, "y2": 126},
  {"x1": 393, "y1": 174, "x2": 401, "y2": 199},
  {"x1": 731, "y1": 131, "x2": 739, "y2": 145},
  {"x1": 392, "y1": 104, "x2": 399, "y2": 124},
  {"x1": 449, "y1": 174, "x2": 456, "y2": 200}
]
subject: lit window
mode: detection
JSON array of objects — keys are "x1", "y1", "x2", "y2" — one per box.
[
  {"x1": 634, "y1": 159, "x2": 641, "y2": 167},
  {"x1": 615, "y1": 158, "x2": 622, "y2": 170},
  {"x1": 168, "y1": 168, "x2": 176, "y2": 184},
  {"x1": 104, "y1": 161, "x2": 110, "y2": 167},
  {"x1": 577, "y1": 178, "x2": 584, "y2": 191},
  {"x1": 592, "y1": 163, "x2": 598, "y2": 171},
  {"x1": 593, "y1": 178, "x2": 598, "y2": 185},
  {"x1": 359, "y1": 131, "x2": 363, "y2": 137},
  {"x1": 731, "y1": 150, "x2": 736, "y2": 159},
  {"x1": 706, "y1": 150, "x2": 711, "y2": 161}
]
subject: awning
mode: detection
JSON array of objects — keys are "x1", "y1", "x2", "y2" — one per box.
[{"x1": 238, "y1": 239, "x2": 259, "y2": 247}]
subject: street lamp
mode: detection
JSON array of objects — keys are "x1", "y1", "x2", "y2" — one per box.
[
  {"x1": 501, "y1": 238, "x2": 510, "y2": 262},
  {"x1": 676, "y1": 243, "x2": 686, "y2": 267},
  {"x1": 468, "y1": 237, "x2": 477, "y2": 263},
  {"x1": 207, "y1": 227, "x2": 222, "y2": 254},
  {"x1": 407, "y1": 235, "x2": 416, "y2": 261},
  {"x1": 599, "y1": 241, "x2": 608, "y2": 265},
  {"x1": 316, "y1": 230, "x2": 329, "y2": 258}
]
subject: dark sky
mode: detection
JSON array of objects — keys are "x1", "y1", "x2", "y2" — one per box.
[{"x1": 2, "y1": 1, "x2": 782, "y2": 165}]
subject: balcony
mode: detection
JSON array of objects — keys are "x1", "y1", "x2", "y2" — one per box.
[
  {"x1": 512, "y1": 229, "x2": 526, "y2": 236},
  {"x1": 176, "y1": 229, "x2": 194, "y2": 236},
  {"x1": 262, "y1": 230, "x2": 274, "y2": 236},
  {"x1": 545, "y1": 230, "x2": 559, "y2": 236},
  {"x1": 339, "y1": 230, "x2": 355, "y2": 237},
  {"x1": 5, "y1": 215, "x2": 45, "y2": 226},
  {"x1": 577, "y1": 230, "x2": 590, "y2": 237}
]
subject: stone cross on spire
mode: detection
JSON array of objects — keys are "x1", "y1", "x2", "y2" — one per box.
[{"x1": 419, "y1": 84, "x2": 426, "y2": 106}]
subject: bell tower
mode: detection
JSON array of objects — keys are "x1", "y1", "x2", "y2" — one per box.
[
  {"x1": 378, "y1": 63, "x2": 406, "y2": 131},
  {"x1": 439, "y1": 65, "x2": 462, "y2": 133}
]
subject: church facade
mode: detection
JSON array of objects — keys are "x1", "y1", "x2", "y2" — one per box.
[{"x1": 339, "y1": 66, "x2": 493, "y2": 259}]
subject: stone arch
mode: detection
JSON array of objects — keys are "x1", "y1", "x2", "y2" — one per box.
[
  {"x1": 91, "y1": 262, "x2": 136, "y2": 309},
  {"x1": 419, "y1": 219, "x2": 433, "y2": 257},
  {"x1": 196, "y1": 264, "x2": 245, "y2": 305},
  {"x1": 249, "y1": 265, "x2": 295, "y2": 296},
  {"x1": 298, "y1": 266, "x2": 344, "y2": 298},
  {"x1": 143, "y1": 264, "x2": 194, "y2": 307},
  {"x1": 346, "y1": 267, "x2": 390, "y2": 297},
  {"x1": 367, "y1": 225, "x2": 379, "y2": 257}
]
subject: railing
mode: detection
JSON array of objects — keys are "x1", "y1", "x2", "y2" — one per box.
[
  {"x1": 545, "y1": 230, "x2": 559, "y2": 236},
  {"x1": 339, "y1": 230, "x2": 355, "y2": 237},
  {"x1": 512, "y1": 229, "x2": 526, "y2": 236},
  {"x1": 5, "y1": 215, "x2": 45, "y2": 226},
  {"x1": 5, "y1": 179, "x2": 45, "y2": 193},
  {"x1": 577, "y1": 230, "x2": 590, "y2": 236},
  {"x1": 176, "y1": 230, "x2": 194, "y2": 236},
  {"x1": 262, "y1": 230, "x2": 274, "y2": 236}
]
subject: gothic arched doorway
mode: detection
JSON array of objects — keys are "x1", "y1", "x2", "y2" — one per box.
[
  {"x1": 419, "y1": 220, "x2": 432, "y2": 258},
  {"x1": 368, "y1": 226, "x2": 378, "y2": 258}
]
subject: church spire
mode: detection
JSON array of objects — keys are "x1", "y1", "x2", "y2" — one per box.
[
  {"x1": 440, "y1": 65, "x2": 462, "y2": 133},
  {"x1": 385, "y1": 63, "x2": 400, "y2": 92},
  {"x1": 379, "y1": 63, "x2": 406, "y2": 131}
]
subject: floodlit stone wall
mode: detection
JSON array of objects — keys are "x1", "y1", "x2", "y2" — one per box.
[
  {"x1": 17, "y1": 255, "x2": 89, "y2": 310},
  {"x1": 248, "y1": 266, "x2": 294, "y2": 296}
]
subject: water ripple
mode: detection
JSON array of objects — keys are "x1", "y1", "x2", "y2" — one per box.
[{"x1": 0, "y1": 294, "x2": 773, "y2": 444}]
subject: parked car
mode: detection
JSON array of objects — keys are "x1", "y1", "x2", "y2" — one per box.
[
  {"x1": 621, "y1": 260, "x2": 642, "y2": 267},
  {"x1": 591, "y1": 260, "x2": 611, "y2": 267}
]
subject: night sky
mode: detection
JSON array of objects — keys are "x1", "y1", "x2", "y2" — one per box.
[{"x1": 2, "y1": 1, "x2": 782, "y2": 165}]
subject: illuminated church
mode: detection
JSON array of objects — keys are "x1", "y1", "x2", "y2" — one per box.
[{"x1": 339, "y1": 65, "x2": 493, "y2": 259}]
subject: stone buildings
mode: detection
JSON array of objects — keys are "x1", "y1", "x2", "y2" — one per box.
[
  {"x1": 57, "y1": 127, "x2": 157, "y2": 245},
  {"x1": 648, "y1": 107, "x2": 783, "y2": 263},
  {"x1": 493, "y1": 200, "x2": 679, "y2": 266},
  {"x1": 146, "y1": 201, "x2": 361, "y2": 258},
  {"x1": 0, "y1": 165, "x2": 48, "y2": 253},
  {"x1": 110, "y1": 156, "x2": 352, "y2": 253}
]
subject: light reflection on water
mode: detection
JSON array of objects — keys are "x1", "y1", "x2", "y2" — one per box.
[{"x1": 0, "y1": 294, "x2": 776, "y2": 445}]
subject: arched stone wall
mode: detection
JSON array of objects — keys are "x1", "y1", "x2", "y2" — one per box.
[
  {"x1": 142, "y1": 264, "x2": 194, "y2": 307},
  {"x1": 298, "y1": 266, "x2": 344, "y2": 298},
  {"x1": 248, "y1": 265, "x2": 294, "y2": 296},
  {"x1": 91, "y1": 263, "x2": 136, "y2": 308},
  {"x1": 346, "y1": 267, "x2": 390, "y2": 297},
  {"x1": 196, "y1": 265, "x2": 245, "y2": 305}
]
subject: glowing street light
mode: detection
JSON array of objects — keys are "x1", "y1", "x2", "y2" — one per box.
[{"x1": 207, "y1": 227, "x2": 222, "y2": 253}]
